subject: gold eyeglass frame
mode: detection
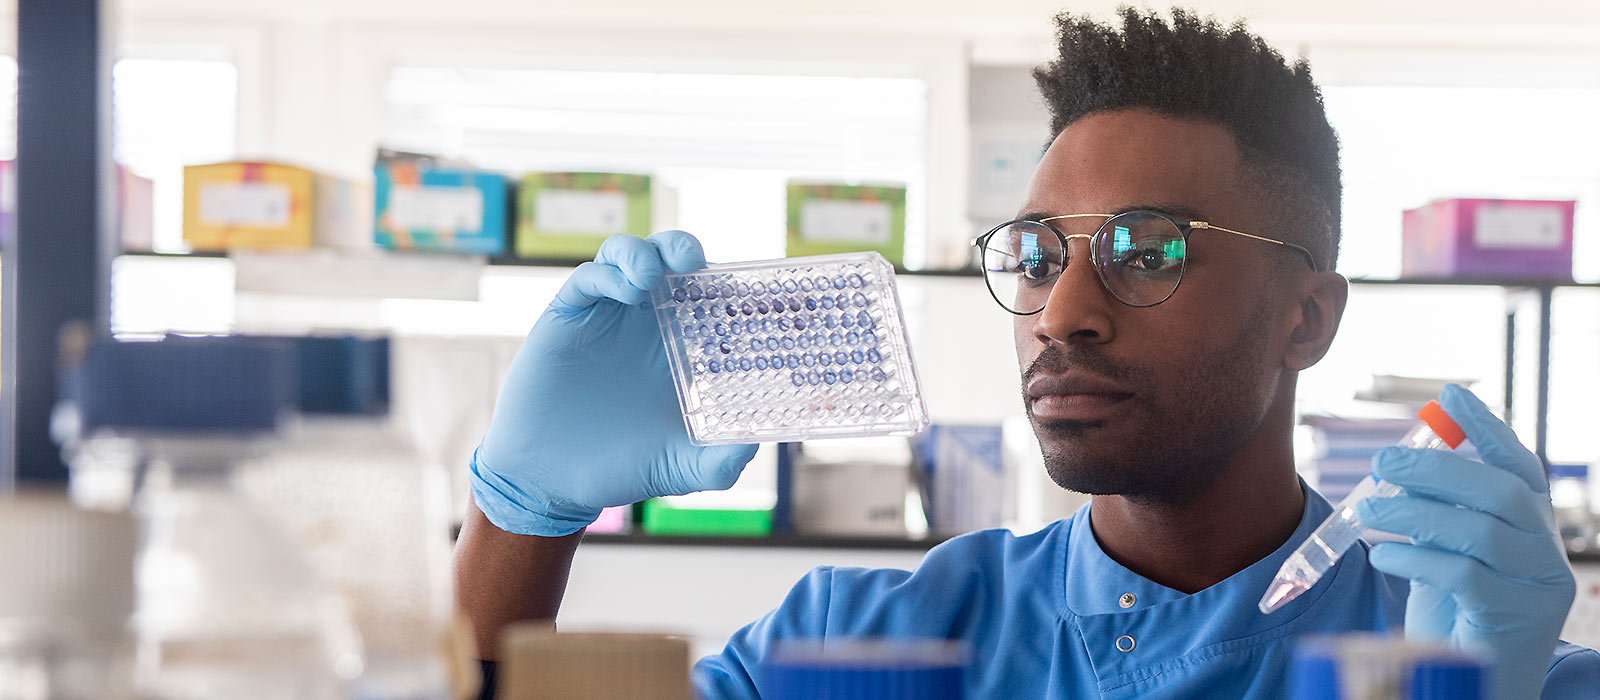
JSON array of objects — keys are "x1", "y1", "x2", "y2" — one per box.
[{"x1": 973, "y1": 210, "x2": 1320, "y2": 314}]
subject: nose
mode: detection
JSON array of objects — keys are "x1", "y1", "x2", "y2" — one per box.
[{"x1": 1031, "y1": 235, "x2": 1115, "y2": 347}]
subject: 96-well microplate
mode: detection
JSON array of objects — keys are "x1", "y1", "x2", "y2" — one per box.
[{"x1": 652, "y1": 252, "x2": 929, "y2": 446}]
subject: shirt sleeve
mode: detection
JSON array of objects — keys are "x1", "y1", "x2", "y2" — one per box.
[
  {"x1": 691, "y1": 566, "x2": 838, "y2": 700},
  {"x1": 691, "y1": 561, "x2": 934, "y2": 700},
  {"x1": 1542, "y1": 641, "x2": 1600, "y2": 699}
]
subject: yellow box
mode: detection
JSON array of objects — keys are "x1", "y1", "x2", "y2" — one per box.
[{"x1": 183, "y1": 161, "x2": 364, "y2": 252}]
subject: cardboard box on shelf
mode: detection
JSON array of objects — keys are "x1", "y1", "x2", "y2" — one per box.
[
  {"x1": 912, "y1": 424, "x2": 1010, "y2": 535},
  {"x1": 182, "y1": 161, "x2": 363, "y2": 252},
  {"x1": 314, "y1": 176, "x2": 374, "y2": 253},
  {"x1": 785, "y1": 181, "x2": 907, "y2": 266},
  {"x1": 513, "y1": 172, "x2": 653, "y2": 260},
  {"x1": 374, "y1": 156, "x2": 509, "y2": 256},
  {"x1": 1401, "y1": 198, "x2": 1575, "y2": 280},
  {"x1": 789, "y1": 459, "x2": 909, "y2": 537},
  {"x1": 117, "y1": 166, "x2": 155, "y2": 252}
]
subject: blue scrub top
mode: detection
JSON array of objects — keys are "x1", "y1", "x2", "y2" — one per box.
[{"x1": 694, "y1": 484, "x2": 1600, "y2": 699}]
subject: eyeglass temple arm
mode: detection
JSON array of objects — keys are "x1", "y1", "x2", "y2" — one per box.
[{"x1": 1191, "y1": 222, "x2": 1320, "y2": 272}]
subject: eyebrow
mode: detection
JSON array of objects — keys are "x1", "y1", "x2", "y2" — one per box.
[{"x1": 1016, "y1": 203, "x2": 1212, "y2": 223}]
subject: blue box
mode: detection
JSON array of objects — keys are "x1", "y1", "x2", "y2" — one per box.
[{"x1": 374, "y1": 158, "x2": 509, "y2": 255}]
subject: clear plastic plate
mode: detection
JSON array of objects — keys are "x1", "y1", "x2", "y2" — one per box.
[{"x1": 652, "y1": 252, "x2": 929, "y2": 446}]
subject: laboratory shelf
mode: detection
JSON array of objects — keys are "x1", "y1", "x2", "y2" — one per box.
[
  {"x1": 114, "y1": 249, "x2": 1596, "y2": 463},
  {"x1": 580, "y1": 532, "x2": 950, "y2": 551}
]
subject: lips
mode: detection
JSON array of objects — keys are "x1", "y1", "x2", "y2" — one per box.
[{"x1": 1026, "y1": 373, "x2": 1134, "y2": 421}]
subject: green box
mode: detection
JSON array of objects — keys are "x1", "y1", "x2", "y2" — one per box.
[
  {"x1": 514, "y1": 172, "x2": 653, "y2": 260},
  {"x1": 785, "y1": 182, "x2": 907, "y2": 266},
  {"x1": 641, "y1": 499, "x2": 773, "y2": 537}
]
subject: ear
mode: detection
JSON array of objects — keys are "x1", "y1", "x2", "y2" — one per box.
[{"x1": 1282, "y1": 272, "x2": 1348, "y2": 372}]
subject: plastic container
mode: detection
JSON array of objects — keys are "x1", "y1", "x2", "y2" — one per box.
[
  {"x1": 652, "y1": 252, "x2": 928, "y2": 445},
  {"x1": 0, "y1": 496, "x2": 140, "y2": 700},
  {"x1": 1550, "y1": 463, "x2": 1596, "y2": 553},
  {"x1": 56, "y1": 337, "x2": 353, "y2": 700},
  {"x1": 1290, "y1": 634, "x2": 1485, "y2": 700},
  {"x1": 1260, "y1": 399, "x2": 1466, "y2": 614},
  {"x1": 763, "y1": 639, "x2": 967, "y2": 700},
  {"x1": 243, "y1": 336, "x2": 454, "y2": 700}
]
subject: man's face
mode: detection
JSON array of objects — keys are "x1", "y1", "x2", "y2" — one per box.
[{"x1": 1014, "y1": 109, "x2": 1291, "y2": 505}]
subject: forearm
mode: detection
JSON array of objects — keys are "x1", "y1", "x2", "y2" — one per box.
[{"x1": 453, "y1": 498, "x2": 584, "y2": 660}]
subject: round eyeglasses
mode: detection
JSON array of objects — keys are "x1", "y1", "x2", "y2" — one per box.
[{"x1": 974, "y1": 210, "x2": 1318, "y2": 314}]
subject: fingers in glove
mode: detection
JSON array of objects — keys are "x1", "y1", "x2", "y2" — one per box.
[
  {"x1": 1371, "y1": 446, "x2": 1549, "y2": 534},
  {"x1": 1366, "y1": 541, "x2": 1523, "y2": 618},
  {"x1": 553, "y1": 261, "x2": 649, "y2": 311},
  {"x1": 1439, "y1": 384, "x2": 1546, "y2": 494},
  {"x1": 648, "y1": 230, "x2": 710, "y2": 274},
  {"x1": 1355, "y1": 494, "x2": 1561, "y2": 580},
  {"x1": 695, "y1": 443, "x2": 760, "y2": 492},
  {"x1": 596, "y1": 233, "x2": 668, "y2": 293}
]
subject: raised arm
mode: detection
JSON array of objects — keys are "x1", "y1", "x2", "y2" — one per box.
[{"x1": 452, "y1": 231, "x2": 757, "y2": 658}]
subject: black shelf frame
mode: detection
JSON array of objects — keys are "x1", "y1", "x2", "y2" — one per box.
[{"x1": 2, "y1": 0, "x2": 116, "y2": 487}]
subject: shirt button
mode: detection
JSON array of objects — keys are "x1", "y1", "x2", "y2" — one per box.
[
  {"x1": 1118, "y1": 593, "x2": 1136, "y2": 608},
  {"x1": 1116, "y1": 635, "x2": 1136, "y2": 653}
]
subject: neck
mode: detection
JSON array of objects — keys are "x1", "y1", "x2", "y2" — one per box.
[{"x1": 1085, "y1": 393, "x2": 1306, "y2": 594}]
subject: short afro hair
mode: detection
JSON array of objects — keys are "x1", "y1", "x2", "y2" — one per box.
[{"x1": 1033, "y1": 6, "x2": 1341, "y2": 271}]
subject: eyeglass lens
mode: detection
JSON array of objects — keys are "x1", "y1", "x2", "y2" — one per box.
[{"x1": 979, "y1": 211, "x2": 1188, "y2": 313}]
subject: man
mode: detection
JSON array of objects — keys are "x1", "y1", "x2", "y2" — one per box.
[{"x1": 456, "y1": 8, "x2": 1599, "y2": 698}]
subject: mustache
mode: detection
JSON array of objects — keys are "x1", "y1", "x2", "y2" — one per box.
[{"x1": 1022, "y1": 345, "x2": 1137, "y2": 389}]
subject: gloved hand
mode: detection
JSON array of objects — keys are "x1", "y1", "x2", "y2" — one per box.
[
  {"x1": 1356, "y1": 383, "x2": 1576, "y2": 700},
  {"x1": 470, "y1": 231, "x2": 759, "y2": 537}
]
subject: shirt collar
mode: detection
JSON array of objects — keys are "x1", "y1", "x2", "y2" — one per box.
[{"x1": 1059, "y1": 478, "x2": 1335, "y2": 618}]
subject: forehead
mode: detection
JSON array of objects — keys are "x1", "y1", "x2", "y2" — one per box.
[{"x1": 1021, "y1": 109, "x2": 1249, "y2": 222}]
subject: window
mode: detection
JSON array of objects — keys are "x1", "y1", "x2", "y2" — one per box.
[
  {"x1": 112, "y1": 57, "x2": 239, "y2": 252},
  {"x1": 0, "y1": 54, "x2": 240, "y2": 333},
  {"x1": 1309, "y1": 86, "x2": 1600, "y2": 455},
  {"x1": 1322, "y1": 86, "x2": 1600, "y2": 281},
  {"x1": 381, "y1": 66, "x2": 928, "y2": 263}
]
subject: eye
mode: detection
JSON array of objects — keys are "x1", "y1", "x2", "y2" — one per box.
[
  {"x1": 1114, "y1": 237, "x2": 1184, "y2": 274},
  {"x1": 1019, "y1": 248, "x2": 1060, "y2": 281},
  {"x1": 983, "y1": 228, "x2": 1061, "y2": 283}
]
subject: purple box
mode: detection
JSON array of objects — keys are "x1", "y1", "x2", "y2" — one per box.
[
  {"x1": 0, "y1": 160, "x2": 12, "y2": 246},
  {"x1": 1402, "y1": 198, "x2": 1575, "y2": 280}
]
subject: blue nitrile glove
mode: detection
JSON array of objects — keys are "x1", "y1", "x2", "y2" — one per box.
[
  {"x1": 469, "y1": 231, "x2": 758, "y2": 537},
  {"x1": 1355, "y1": 383, "x2": 1576, "y2": 700}
]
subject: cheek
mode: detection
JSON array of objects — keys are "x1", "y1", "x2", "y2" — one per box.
[{"x1": 1014, "y1": 316, "x2": 1040, "y2": 367}]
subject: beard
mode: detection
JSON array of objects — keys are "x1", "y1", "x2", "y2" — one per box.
[{"x1": 1025, "y1": 304, "x2": 1277, "y2": 507}]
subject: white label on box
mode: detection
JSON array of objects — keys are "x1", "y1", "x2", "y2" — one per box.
[
  {"x1": 1474, "y1": 203, "x2": 1565, "y2": 250},
  {"x1": 800, "y1": 199, "x2": 893, "y2": 245},
  {"x1": 388, "y1": 186, "x2": 483, "y2": 232},
  {"x1": 199, "y1": 182, "x2": 291, "y2": 227},
  {"x1": 535, "y1": 189, "x2": 628, "y2": 235}
]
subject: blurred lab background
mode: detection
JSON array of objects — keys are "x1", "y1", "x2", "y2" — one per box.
[{"x1": 1, "y1": 0, "x2": 1597, "y2": 675}]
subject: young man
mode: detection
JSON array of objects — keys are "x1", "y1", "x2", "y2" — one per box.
[{"x1": 456, "y1": 8, "x2": 1599, "y2": 698}]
